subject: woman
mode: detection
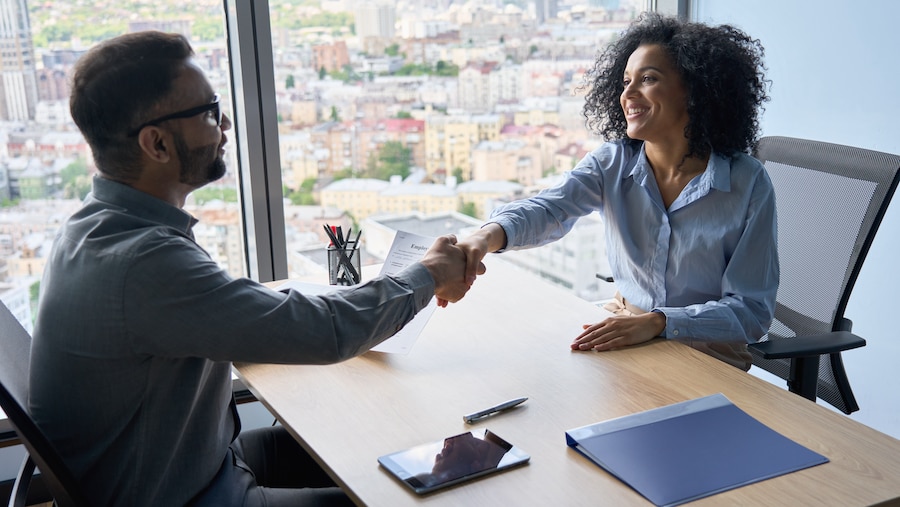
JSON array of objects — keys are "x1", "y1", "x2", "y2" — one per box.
[{"x1": 458, "y1": 13, "x2": 778, "y2": 370}]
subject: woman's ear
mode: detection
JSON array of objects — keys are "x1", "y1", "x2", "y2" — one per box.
[{"x1": 137, "y1": 127, "x2": 171, "y2": 163}]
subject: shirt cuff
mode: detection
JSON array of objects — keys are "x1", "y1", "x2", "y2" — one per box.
[
  {"x1": 653, "y1": 308, "x2": 682, "y2": 339},
  {"x1": 394, "y1": 263, "x2": 437, "y2": 311}
]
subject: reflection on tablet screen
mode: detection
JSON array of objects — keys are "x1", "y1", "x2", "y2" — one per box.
[{"x1": 378, "y1": 429, "x2": 530, "y2": 494}]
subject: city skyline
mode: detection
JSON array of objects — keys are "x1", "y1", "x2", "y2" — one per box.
[{"x1": 2, "y1": 0, "x2": 637, "y2": 321}]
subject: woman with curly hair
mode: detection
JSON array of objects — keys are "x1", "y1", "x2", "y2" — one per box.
[{"x1": 458, "y1": 13, "x2": 778, "y2": 370}]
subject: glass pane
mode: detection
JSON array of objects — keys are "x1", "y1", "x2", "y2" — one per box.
[
  {"x1": 0, "y1": 4, "x2": 242, "y2": 337},
  {"x1": 267, "y1": 0, "x2": 644, "y2": 301}
]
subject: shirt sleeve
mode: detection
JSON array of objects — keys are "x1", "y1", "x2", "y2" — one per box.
[
  {"x1": 654, "y1": 168, "x2": 779, "y2": 344},
  {"x1": 123, "y1": 234, "x2": 436, "y2": 364},
  {"x1": 487, "y1": 146, "x2": 610, "y2": 251}
]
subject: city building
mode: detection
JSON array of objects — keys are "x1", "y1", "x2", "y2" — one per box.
[
  {"x1": 471, "y1": 139, "x2": 543, "y2": 186},
  {"x1": 424, "y1": 113, "x2": 503, "y2": 182},
  {"x1": 312, "y1": 40, "x2": 349, "y2": 74},
  {"x1": 454, "y1": 179, "x2": 523, "y2": 220},
  {"x1": 0, "y1": 0, "x2": 39, "y2": 121},
  {"x1": 355, "y1": 2, "x2": 396, "y2": 39}
]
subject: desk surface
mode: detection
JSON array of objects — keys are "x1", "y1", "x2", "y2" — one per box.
[{"x1": 236, "y1": 258, "x2": 900, "y2": 506}]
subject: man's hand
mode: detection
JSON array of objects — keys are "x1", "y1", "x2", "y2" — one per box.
[
  {"x1": 420, "y1": 235, "x2": 485, "y2": 306},
  {"x1": 571, "y1": 312, "x2": 666, "y2": 351}
]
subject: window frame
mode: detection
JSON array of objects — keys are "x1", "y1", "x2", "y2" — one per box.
[{"x1": 224, "y1": 0, "x2": 288, "y2": 282}]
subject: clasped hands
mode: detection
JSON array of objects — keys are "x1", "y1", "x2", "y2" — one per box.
[{"x1": 420, "y1": 234, "x2": 486, "y2": 307}]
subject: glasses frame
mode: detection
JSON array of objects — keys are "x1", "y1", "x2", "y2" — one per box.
[{"x1": 127, "y1": 93, "x2": 222, "y2": 137}]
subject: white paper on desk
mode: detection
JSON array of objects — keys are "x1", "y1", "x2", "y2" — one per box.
[
  {"x1": 371, "y1": 230, "x2": 437, "y2": 354},
  {"x1": 274, "y1": 230, "x2": 437, "y2": 355}
]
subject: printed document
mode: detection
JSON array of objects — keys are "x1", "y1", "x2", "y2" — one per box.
[{"x1": 275, "y1": 230, "x2": 436, "y2": 354}]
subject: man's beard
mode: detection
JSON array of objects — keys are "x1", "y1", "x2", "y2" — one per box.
[{"x1": 173, "y1": 133, "x2": 227, "y2": 186}]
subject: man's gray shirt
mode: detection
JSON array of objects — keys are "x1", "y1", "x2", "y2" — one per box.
[{"x1": 29, "y1": 176, "x2": 435, "y2": 506}]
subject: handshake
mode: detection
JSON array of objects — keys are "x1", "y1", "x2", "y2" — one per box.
[{"x1": 418, "y1": 224, "x2": 505, "y2": 307}]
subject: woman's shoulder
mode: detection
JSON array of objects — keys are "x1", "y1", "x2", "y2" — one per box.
[
  {"x1": 584, "y1": 139, "x2": 642, "y2": 169},
  {"x1": 718, "y1": 150, "x2": 774, "y2": 195},
  {"x1": 728, "y1": 150, "x2": 764, "y2": 167}
]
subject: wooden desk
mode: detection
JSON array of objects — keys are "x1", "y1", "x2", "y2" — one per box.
[{"x1": 236, "y1": 258, "x2": 900, "y2": 506}]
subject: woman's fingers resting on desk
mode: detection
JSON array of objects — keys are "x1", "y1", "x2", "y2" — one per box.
[{"x1": 572, "y1": 313, "x2": 666, "y2": 351}]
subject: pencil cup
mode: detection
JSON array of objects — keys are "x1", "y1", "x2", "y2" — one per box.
[{"x1": 327, "y1": 245, "x2": 361, "y2": 286}]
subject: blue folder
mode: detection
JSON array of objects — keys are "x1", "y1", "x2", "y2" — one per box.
[{"x1": 565, "y1": 393, "x2": 828, "y2": 506}]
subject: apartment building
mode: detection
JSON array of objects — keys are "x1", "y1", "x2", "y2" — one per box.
[{"x1": 425, "y1": 114, "x2": 503, "y2": 182}]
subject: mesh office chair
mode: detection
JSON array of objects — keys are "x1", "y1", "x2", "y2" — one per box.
[
  {"x1": 748, "y1": 136, "x2": 900, "y2": 414},
  {"x1": 0, "y1": 302, "x2": 88, "y2": 507}
]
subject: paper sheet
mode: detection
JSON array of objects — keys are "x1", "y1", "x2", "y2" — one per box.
[
  {"x1": 275, "y1": 230, "x2": 436, "y2": 354},
  {"x1": 371, "y1": 230, "x2": 437, "y2": 353}
]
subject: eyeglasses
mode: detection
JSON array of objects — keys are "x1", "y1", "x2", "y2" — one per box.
[{"x1": 127, "y1": 93, "x2": 222, "y2": 137}]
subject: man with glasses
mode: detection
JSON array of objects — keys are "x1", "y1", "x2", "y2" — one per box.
[{"x1": 29, "y1": 31, "x2": 481, "y2": 507}]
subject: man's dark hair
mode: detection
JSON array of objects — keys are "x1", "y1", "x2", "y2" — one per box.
[
  {"x1": 70, "y1": 31, "x2": 194, "y2": 181},
  {"x1": 581, "y1": 12, "x2": 770, "y2": 158}
]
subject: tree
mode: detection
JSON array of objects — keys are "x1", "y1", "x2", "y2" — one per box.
[
  {"x1": 61, "y1": 158, "x2": 91, "y2": 200},
  {"x1": 434, "y1": 60, "x2": 459, "y2": 77},
  {"x1": 286, "y1": 74, "x2": 295, "y2": 89},
  {"x1": 379, "y1": 141, "x2": 412, "y2": 179},
  {"x1": 192, "y1": 186, "x2": 238, "y2": 204},
  {"x1": 396, "y1": 111, "x2": 412, "y2": 119},
  {"x1": 193, "y1": 17, "x2": 224, "y2": 41},
  {"x1": 284, "y1": 179, "x2": 318, "y2": 205},
  {"x1": 366, "y1": 141, "x2": 411, "y2": 180},
  {"x1": 330, "y1": 106, "x2": 340, "y2": 122},
  {"x1": 459, "y1": 201, "x2": 477, "y2": 218},
  {"x1": 319, "y1": 66, "x2": 327, "y2": 80},
  {"x1": 385, "y1": 44, "x2": 400, "y2": 57},
  {"x1": 60, "y1": 158, "x2": 88, "y2": 187}
]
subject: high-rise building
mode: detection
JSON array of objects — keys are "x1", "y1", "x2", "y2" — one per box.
[
  {"x1": 534, "y1": 0, "x2": 559, "y2": 25},
  {"x1": 0, "y1": 0, "x2": 39, "y2": 121},
  {"x1": 355, "y1": 2, "x2": 396, "y2": 40},
  {"x1": 590, "y1": 0, "x2": 621, "y2": 9}
]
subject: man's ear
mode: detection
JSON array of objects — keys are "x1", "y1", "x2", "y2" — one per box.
[{"x1": 137, "y1": 127, "x2": 172, "y2": 163}]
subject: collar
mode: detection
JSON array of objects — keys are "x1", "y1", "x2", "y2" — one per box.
[
  {"x1": 626, "y1": 143, "x2": 732, "y2": 194},
  {"x1": 91, "y1": 175, "x2": 198, "y2": 234}
]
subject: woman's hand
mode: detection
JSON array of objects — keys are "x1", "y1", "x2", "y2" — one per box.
[
  {"x1": 435, "y1": 224, "x2": 505, "y2": 307},
  {"x1": 571, "y1": 312, "x2": 666, "y2": 351}
]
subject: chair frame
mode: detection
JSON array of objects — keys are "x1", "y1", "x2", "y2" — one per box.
[
  {"x1": 748, "y1": 136, "x2": 900, "y2": 413},
  {"x1": 0, "y1": 304, "x2": 88, "y2": 507}
]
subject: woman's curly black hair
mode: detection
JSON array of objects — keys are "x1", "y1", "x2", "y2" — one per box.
[{"x1": 581, "y1": 12, "x2": 770, "y2": 158}]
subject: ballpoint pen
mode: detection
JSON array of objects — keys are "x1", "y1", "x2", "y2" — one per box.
[{"x1": 463, "y1": 397, "x2": 528, "y2": 424}]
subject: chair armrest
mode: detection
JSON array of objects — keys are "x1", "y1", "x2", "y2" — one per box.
[{"x1": 749, "y1": 331, "x2": 866, "y2": 359}]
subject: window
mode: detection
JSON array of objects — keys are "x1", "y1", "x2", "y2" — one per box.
[
  {"x1": 262, "y1": 0, "x2": 644, "y2": 301},
  {"x1": 0, "y1": 0, "x2": 241, "y2": 426}
]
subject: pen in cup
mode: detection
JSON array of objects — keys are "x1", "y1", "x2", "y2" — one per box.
[
  {"x1": 324, "y1": 224, "x2": 361, "y2": 284},
  {"x1": 463, "y1": 397, "x2": 528, "y2": 424}
]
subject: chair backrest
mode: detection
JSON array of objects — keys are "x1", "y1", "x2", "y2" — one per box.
[
  {"x1": 751, "y1": 136, "x2": 900, "y2": 413},
  {"x1": 0, "y1": 302, "x2": 88, "y2": 507}
]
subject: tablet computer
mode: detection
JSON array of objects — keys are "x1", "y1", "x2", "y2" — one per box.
[{"x1": 377, "y1": 429, "x2": 530, "y2": 494}]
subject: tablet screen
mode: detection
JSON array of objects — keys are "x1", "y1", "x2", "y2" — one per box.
[{"x1": 378, "y1": 429, "x2": 530, "y2": 494}]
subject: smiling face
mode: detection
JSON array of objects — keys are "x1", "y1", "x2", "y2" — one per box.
[{"x1": 619, "y1": 44, "x2": 690, "y2": 147}]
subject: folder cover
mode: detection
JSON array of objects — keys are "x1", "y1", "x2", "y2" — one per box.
[{"x1": 565, "y1": 393, "x2": 828, "y2": 506}]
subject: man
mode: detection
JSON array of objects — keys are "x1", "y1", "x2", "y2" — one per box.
[{"x1": 29, "y1": 31, "x2": 480, "y2": 507}]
